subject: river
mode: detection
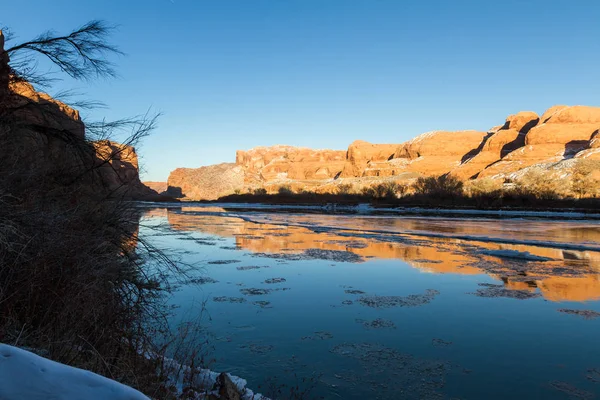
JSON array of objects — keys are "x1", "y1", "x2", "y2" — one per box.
[{"x1": 138, "y1": 203, "x2": 600, "y2": 399}]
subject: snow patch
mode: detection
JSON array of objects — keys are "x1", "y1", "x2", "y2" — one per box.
[
  {"x1": 0, "y1": 344, "x2": 149, "y2": 400},
  {"x1": 0, "y1": 344, "x2": 268, "y2": 400}
]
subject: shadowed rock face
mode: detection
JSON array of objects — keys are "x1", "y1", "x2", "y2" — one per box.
[
  {"x1": 0, "y1": 33, "x2": 154, "y2": 200},
  {"x1": 453, "y1": 111, "x2": 539, "y2": 180},
  {"x1": 93, "y1": 140, "x2": 156, "y2": 198}
]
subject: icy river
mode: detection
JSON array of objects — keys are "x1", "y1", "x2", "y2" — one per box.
[{"x1": 138, "y1": 203, "x2": 600, "y2": 399}]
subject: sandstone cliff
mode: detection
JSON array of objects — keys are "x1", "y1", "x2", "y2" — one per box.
[
  {"x1": 143, "y1": 181, "x2": 168, "y2": 195},
  {"x1": 167, "y1": 104, "x2": 600, "y2": 199},
  {"x1": 236, "y1": 145, "x2": 346, "y2": 185},
  {"x1": 167, "y1": 163, "x2": 245, "y2": 200},
  {"x1": 479, "y1": 105, "x2": 600, "y2": 179},
  {"x1": 0, "y1": 30, "x2": 156, "y2": 200},
  {"x1": 93, "y1": 140, "x2": 157, "y2": 198}
]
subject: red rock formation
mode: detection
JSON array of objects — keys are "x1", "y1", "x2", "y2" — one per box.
[
  {"x1": 393, "y1": 130, "x2": 489, "y2": 176},
  {"x1": 167, "y1": 105, "x2": 600, "y2": 197},
  {"x1": 453, "y1": 112, "x2": 539, "y2": 179},
  {"x1": 93, "y1": 140, "x2": 156, "y2": 198},
  {"x1": 339, "y1": 140, "x2": 397, "y2": 177},
  {"x1": 167, "y1": 163, "x2": 244, "y2": 200},
  {"x1": 480, "y1": 105, "x2": 600, "y2": 178},
  {"x1": 0, "y1": 32, "x2": 155, "y2": 200},
  {"x1": 236, "y1": 145, "x2": 346, "y2": 185},
  {"x1": 144, "y1": 181, "x2": 168, "y2": 194}
]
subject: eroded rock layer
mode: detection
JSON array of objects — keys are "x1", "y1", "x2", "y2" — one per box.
[
  {"x1": 168, "y1": 104, "x2": 600, "y2": 199},
  {"x1": 0, "y1": 30, "x2": 155, "y2": 200}
]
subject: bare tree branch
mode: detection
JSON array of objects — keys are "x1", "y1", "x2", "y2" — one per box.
[{"x1": 6, "y1": 20, "x2": 123, "y2": 82}]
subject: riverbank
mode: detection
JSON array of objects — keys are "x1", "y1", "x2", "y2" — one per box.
[{"x1": 176, "y1": 191, "x2": 600, "y2": 216}]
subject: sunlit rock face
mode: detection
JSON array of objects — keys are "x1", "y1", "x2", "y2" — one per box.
[
  {"x1": 393, "y1": 130, "x2": 489, "y2": 177},
  {"x1": 236, "y1": 145, "x2": 347, "y2": 185},
  {"x1": 143, "y1": 181, "x2": 168, "y2": 194},
  {"x1": 479, "y1": 105, "x2": 600, "y2": 178},
  {"x1": 340, "y1": 141, "x2": 398, "y2": 178},
  {"x1": 165, "y1": 105, "x2": 600, "y2": 196},
  {"x1": 453, "y1": 112, "x2": 539, "y2": 179},
  {"x1": 167, "y1": 163, "x2": 245, "y2": 200},
  {"x1": 163, "y1": 207, "x2": 600, "y2": 302}
]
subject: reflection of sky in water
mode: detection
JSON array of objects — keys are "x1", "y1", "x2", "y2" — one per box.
[{"x1": 140, "y1": 206, "x2": 600, "y2": 400}]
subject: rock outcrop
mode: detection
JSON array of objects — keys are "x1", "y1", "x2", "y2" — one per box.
[
  {"x1": 480, "y1": 105, "x2": 600, "y2": 178},
  {"x1": 93, "y1": 140, "x2": 157, "y2": 198},
  {"x1": 167, "y1": 104, "x2": 600, "y2": 198},
  {"x1": 143, "y1": 181, "x2": 168, "y2": 195},
  {"x1": 236, "y1": 145, "x2": 346, "y2": 185},
  {"x1": 393, "y1": 130, "x2": 489, "y2": 176},
  {"x1": 167, "y1": 163, "x2": 244, "y2": 200},
  {"x1": 0, "y1": 31, "x2": 157, "y2": 200},
  {"x1": 453, "y1": 112, "x2": 539, "y2": 179},
  {"x1": 340, "y1": 141, "x2": 397, "y2": 177}
]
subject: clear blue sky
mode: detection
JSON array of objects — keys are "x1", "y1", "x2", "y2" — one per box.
[{"x1": 3, "y1": 0, "x2": 600, "y2": 181}]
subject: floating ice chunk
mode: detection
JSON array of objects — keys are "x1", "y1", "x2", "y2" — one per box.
[{"x1": 478, "y1": 249, "x2": 554, "y2": 261}]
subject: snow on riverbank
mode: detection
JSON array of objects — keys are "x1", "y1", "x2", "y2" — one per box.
[
  {"x1": 160, "y1": 355, "x2": 268, "y2": 400},
  {"x1": 0, "y1": 344, "x2": 148, "y2": 400},
  {"x1": 0, "y1": 344, "x2": 267, "y2": 400}
]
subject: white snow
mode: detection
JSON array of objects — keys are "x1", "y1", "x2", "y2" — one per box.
[
  {"x1": 0, "y1": 344, "x2": 149, "y2": 400},
  {"x1": 0, "y1": 344, "x2": 268, "y2": 400},
  {"x1": 158, "y1": 355, "x2": 268, "y2": 400}
]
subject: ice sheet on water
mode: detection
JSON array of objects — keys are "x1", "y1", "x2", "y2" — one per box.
[{"x1": 478, "y1": 249, "x2": 554, "y2": 261}]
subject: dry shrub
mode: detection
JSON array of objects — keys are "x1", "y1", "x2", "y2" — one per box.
[
  {"x1": 357, "y1": 181, "x2": 407, "y2": 200},
  {"x1": 572, "y1": 159, "x2": 600, "y2": 198},
  {"x1": 0, "y1": 22, "x2": 206, "y2": 398},
  {"x1": 513, "y1": 169, "x2": 569, "y2": 200},
  {"x1": 467, "y1": 178, "x2": 503, "y2": 197},
  {"x1": 412, "y1": 175, "x2": 464, "y2": 197},
  {"x1": 336, "y1": 183, "x2": 354, "y2": 195},
  {"x1": 278, "y1": 184, "x2": 294, "y2": 195}
]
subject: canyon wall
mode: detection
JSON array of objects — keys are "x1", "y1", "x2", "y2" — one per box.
[
  {"x1": 0, "y1": 31, "x2": 157, "y2": 200},
  {"x1": 166, "y1": 104, "x2": 600, "y2": 200}
]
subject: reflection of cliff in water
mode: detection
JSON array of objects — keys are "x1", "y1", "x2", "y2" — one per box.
[{"x1": 162, "y1": 208, "x2": 600, "y2": 302}]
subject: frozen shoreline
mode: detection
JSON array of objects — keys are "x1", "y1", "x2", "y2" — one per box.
[
  {"x1": 0, "y1": 344, "x2": 267, "y2": 400},
  {"x1": 136, "y1": 201, "x2": 600, "y2": 221}
]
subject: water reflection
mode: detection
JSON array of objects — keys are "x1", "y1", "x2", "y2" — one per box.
[{"x1": 160, "y1": 207, "x2": 600, "y2": 302}]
